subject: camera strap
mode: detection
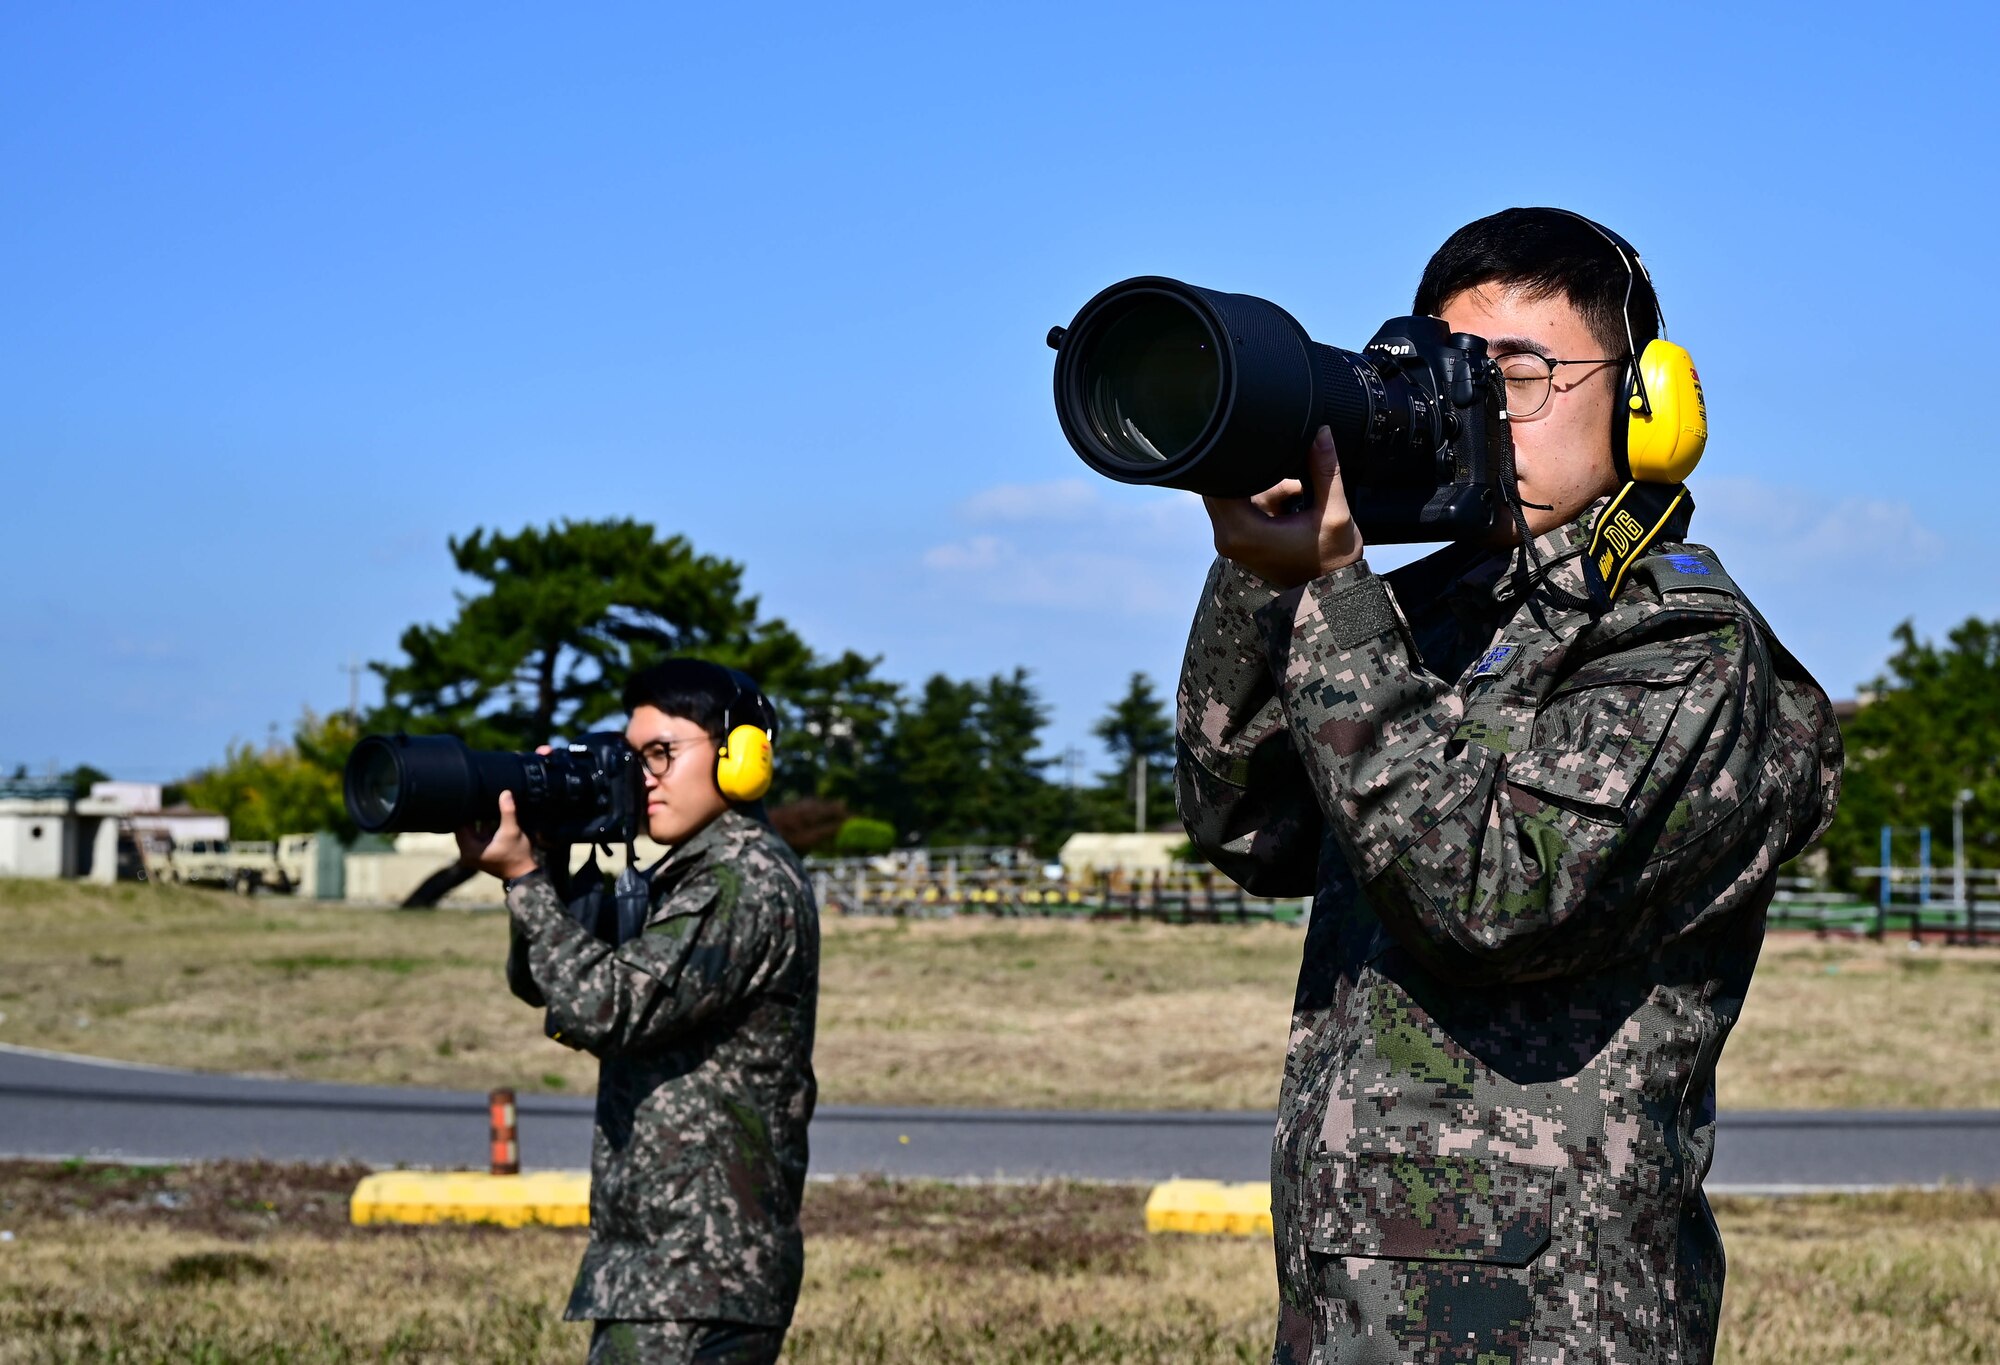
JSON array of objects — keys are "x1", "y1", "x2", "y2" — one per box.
[
  {"x1": 1582, "y1": 481, "x2": 1694, "y2": 603},
  {"x1": 610, "y1": 843, "x2": 652, "y2": 947}
]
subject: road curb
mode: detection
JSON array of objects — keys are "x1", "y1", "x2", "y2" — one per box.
[
  {"x1": 350, "y1": 1170, "x2": 590, "y2": 1227},
  {"x1": 1144, "y1": 1179, "x2": 1271, "y2": 1236}
]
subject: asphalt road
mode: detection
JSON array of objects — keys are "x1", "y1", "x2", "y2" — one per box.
[{"x1": 4, "y1": 1044, "x2": 1996, "y2": 1193}]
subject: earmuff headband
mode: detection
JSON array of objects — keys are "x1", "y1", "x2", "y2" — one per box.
[{"x1": 1538, "y1": 208, "x2": 1664, "y2": 419}]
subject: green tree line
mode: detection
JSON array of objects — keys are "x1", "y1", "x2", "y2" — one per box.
[
  {"x1": 172, "y1": 519, "x2": 1181, "y2": 855},
  {"x1": 162, "y1": 519, "x2": 1996, "y2": 877},
  {"x1": 1814, "y1": 618, "x2": 2000, "y2": 890}
]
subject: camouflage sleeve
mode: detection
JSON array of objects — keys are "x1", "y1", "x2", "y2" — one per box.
[
  {"x1": 506, "y1": 859, "x2": 786, "y2": 1058},
  {"x1": 1175, "y1": 556, "x2": 1324, "y2": 897},
  {"x1": 505, "y1": 920, "x2": 546, "y2": 1007},
  {"x1": 1257, "y1": 560, "x2": 1799, "y2": 983}
]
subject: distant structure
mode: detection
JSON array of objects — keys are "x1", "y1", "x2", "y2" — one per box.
[
  {"x1": 0, "y1": 778, "x2": 123, "y2": 882},
  {"x1": 90, "y1": 782, "x2": 228, "y2": 847},
  {"x1": 1057, "y1": 832, "x2": 1189, "y2": 879}
]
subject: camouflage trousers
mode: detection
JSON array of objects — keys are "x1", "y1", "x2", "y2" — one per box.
[
  {"x1": 587, "y1": 1319, "x2": 785, "y2": 1365},
  {"x1": 1272, "y1": 1249, "x2": 1719, "y2": 1365}
]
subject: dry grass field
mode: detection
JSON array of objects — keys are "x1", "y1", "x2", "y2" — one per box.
[
  {"x1": 0, "y1": 1161, "x2": 1995, "y2": 1364},
  {"x1": 1, "y1": 878, "x2": 1997, "y2": 1110}
]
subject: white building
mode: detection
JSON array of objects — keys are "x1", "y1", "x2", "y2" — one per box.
[
  {"x1": 88, "y1": 781, "x2": 228, "y2": 849},
  {"x1": 0, "y1": 784, "x2": 124, "y2": 883}
]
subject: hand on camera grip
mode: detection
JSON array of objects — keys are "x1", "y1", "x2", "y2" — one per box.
[
  {"x1": 456, "y1": 790, "x2": 539, "y2": 882},
  {"x1": 1202, "y1": 427, "x2": 1365, "y2": 588}
]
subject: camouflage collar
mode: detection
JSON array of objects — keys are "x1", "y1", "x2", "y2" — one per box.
[
  {"x1": 649, "y1": 805, "x2": 752, "y2": 880},
  {"x1": 1488, "y1": 496, "x2": 1613, "y2": 610}
]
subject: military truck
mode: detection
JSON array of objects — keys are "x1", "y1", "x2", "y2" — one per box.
[{"x1": 159, "y1": 834, "x2": 316, "y2": 894}]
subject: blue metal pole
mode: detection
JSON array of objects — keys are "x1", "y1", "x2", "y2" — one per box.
[{"x1": 1878, "y1": 824, "x2": 1891, "y2": 941}]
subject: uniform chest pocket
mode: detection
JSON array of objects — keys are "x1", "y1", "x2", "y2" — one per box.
[
  {"x1": 1303, "y1": 1150, "x2": 1552, "y2": 1266},
  {"x1": 1505, "y1": 648, "x2": 1712, "y2": 819}
]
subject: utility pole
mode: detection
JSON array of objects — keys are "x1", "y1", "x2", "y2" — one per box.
[
  {"x1": 339, "y1": 657, "x2": 365, "y2": 724},
  {"x1": 1134, "y1": 753, "x2": 1147, "y2": 832}
]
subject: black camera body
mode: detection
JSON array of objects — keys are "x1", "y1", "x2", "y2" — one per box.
[
  {"x1": 343, "y1": 732, "x2": 644, "y2": 845},
  {"x1": 1048, "y1": 276, "x2": 1513, "y2": 543}
]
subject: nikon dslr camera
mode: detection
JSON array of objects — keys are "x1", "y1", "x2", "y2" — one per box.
[
  {"x1": 1048, "y1": 276, "x2": 1515, "y2": 543},
  {"x1": 343, "y1": 732, "x2": 643, "y2": 845}
]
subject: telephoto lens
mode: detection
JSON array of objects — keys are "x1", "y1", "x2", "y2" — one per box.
[
  {"x1": 1048, "y1": 276, "x2": 1508, "y2": 543},
  {"x1": 343, "y1": 733, "x2": 643, "y2": 845}
]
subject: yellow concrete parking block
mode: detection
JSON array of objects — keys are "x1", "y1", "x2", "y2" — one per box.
[
  {"x1": 1143, "y1": 1179, "x2": 1272, "y2": 1236},
  {"x1": 350, "y1": 1170, "x2": 591, "y2": 1228}
]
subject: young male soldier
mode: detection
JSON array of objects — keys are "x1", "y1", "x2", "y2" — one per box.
[
  {"x1": 1177, "y1": 208, "x2": 1842, "y2": 1364},
  {"x1": 460, "y1": 659, "x2": 818, "y2": 1365}
]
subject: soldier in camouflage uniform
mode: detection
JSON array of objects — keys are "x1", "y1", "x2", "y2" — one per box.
[
  {"x1": 461, "y1": 659, "x2": 818, "y2": 1365},
  {"x1": 1178, "y1": 210, "x2": 1842, "y2": 1364}
]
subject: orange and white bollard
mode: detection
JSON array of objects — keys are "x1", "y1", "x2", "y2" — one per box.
[{"x1": 489, "y1": 1087, "x2": 519, "y2": 1176}]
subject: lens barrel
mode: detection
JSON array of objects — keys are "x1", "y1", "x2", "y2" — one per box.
[
  {"x1": 1049, "y1": 276, "x2": 1503, "y2": 542},
  {"x1": 1053, "y1": 277, "x2": 1371, "y2": 500},
  {"x1": 343, "y1": 734, "x2": 529, "y2": 835}
]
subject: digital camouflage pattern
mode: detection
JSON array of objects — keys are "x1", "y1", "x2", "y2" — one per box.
[
  {"x1": 1177, "y1": 499, "x2": 1841, "y2": 1365},
  {"x1": 507, "y1": 807, "x2": 819, "y2": 1329},
  {"x1": 587, "y1": 1317, "x2": 784, "y2": 1365}
]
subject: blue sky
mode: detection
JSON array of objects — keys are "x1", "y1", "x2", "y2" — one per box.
[{"x1": 4, "y1": 2, "x2": 1994, "y2": 784}]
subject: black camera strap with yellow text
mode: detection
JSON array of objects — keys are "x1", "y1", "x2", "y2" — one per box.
[{"x1": 1582, "y1": 480, "x2": 1694, "y2": 604}]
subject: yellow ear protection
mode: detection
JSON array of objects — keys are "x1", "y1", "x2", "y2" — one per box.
[
  {"x1": 1545, "y1": 210, "x2": 1708, "y2": 485},
  {"x1": 712, "y1": 667, "x2": 776, "y2": 803}
]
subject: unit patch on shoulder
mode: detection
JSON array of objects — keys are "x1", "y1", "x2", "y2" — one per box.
[
  {"x1": 1664, "y1": 553, "x2": 1711, "y2": 575},
  {"x1": 1469, "y1": 643, "x2": 1520, "y2": 681}
]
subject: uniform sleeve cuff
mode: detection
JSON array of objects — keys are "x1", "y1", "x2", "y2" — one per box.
[{"x1": 1253, "y1": 559, "x2": 1403, "y2": 654}]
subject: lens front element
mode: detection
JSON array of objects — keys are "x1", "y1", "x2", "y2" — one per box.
[
  {"x1": 1079, "y1": 294, "x2": 1221, "y2": 467},
  {"x1": 348, "y1": 739, "x2": 403, "y2": 831}
]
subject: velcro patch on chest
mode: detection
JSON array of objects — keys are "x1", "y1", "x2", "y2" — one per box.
[{"x1": 1469, "y1": 643, "x2": 1520, "y2": 681}]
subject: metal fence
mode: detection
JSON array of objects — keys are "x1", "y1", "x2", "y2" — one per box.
[
  {"x1": 807, "y1": 850, "x2": 1304, "y2": 925},
  {"x1": 1769, "y1": 870, "x2": 2000, "y2": 944}
]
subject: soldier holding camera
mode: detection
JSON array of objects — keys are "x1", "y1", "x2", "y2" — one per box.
[
  {"x1": 1051, "y1": 209, "x2": 1839, "y2": 1362},
  {"x1": 454, "y1": 659, "x2": 818, "y2": 1365}
]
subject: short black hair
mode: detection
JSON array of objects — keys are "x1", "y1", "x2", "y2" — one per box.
[
  {"x1": 620, "y1": 658, "x2": 745, "y2": 742},
  {"x1": 1412, "y1": 208, "x2": 1659, "y2": 358}
]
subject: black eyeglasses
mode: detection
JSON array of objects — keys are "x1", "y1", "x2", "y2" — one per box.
[
  {"x1": 633, "y1": 736, "x2": 712, "y2": 779},
  {"x1": 1494, "y1": 352, "x2": 1629, "y2": 419}
]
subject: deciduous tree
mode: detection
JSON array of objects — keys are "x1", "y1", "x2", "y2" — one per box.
[
  {"x1": 1818, "y1": 617, "x2": 2000, "y2": 889},
  {"x1": 181, "y1": 710, "x2": 360, "y2": 842}
]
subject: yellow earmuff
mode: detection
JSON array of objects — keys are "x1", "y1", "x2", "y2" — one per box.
[
  {"x1": 714, "y1": 722, "x2": 774, "y2": 803},
  {"x1": 1621, "y1": 338, "x2": 1707, "y2": 484}
]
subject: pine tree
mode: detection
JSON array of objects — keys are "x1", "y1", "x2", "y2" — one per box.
[
  {"x1": 370, "y1": 518, "x2": 817, "y2": 750},
  {"x1": 1090, "y1": 672, "x2": 1176, "y2": 831}
]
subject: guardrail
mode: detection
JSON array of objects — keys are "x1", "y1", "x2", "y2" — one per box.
[
  {"x1": 808, "y1": 861, "x2": 1303, "y2": 925},
  {"x1": 1774, "y1": 871, "x2": 2000, "y2": 945}
]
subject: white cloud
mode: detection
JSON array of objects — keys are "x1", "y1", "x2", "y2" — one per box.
[
  {"x1": 920, "y1": 482, "x2": 1215, "y2": 618},
  {"x1": 1695, "y1": 477, "x2": 1944, "y2": 577},
  {"x1": 957, "y1": 479, "x2": 1101, "y2": 523},
  {"x1": 921, "y1": 534, "x2": 1007, "y2": 571}
]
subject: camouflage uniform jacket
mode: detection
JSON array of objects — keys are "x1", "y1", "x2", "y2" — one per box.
[
  {"x1": 1177, "y1": 499, "x2": 1841, "y2": 1365},
  {"x1": 506, "y1": 808, "x2": 819, "y2": 1327}
]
